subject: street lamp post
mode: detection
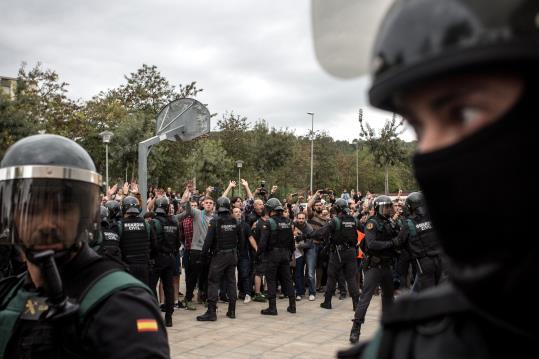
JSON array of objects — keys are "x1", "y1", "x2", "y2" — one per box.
[
  {"x1": 356, "y1": 141, "x2": 359, "y2": 193},
  {"x1": 307, "y1": 112, "x2": 315, "y2": 194},
  {"x1": 235, "y1": 160, "x2": 244, "y2": 197},
  {"x1": 99, "y1": 131, "x2": 114, "y2": 189}
]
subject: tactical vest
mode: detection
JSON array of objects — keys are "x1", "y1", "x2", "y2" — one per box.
[
  {"x1": 366, "y1": 215, "x2": 396, "y2": 258},
  {"x1": 406, "y1": 214, "x2": 440, "y2": 258},
  {"x1": 268, "y1": 216, "x2": 293, "y2": 249},
  {"x1": 333, "y1": 214, "x2": 358, "y2": 247},
  {"x1": 153, "y1": 215, "x2": 178, "y2": 254},
  {"x1": 118, "y1": 218, "x2": 150, "y2": 264},
  {"x1": 101, "y1": 228, "x2": 122, "y2": 261},
  {"x1": 0, "y1": 269, "x2": 150, "y2": 358},
  {"x1": 214, "y1": 215, "x2": 239, "y2": 251}
]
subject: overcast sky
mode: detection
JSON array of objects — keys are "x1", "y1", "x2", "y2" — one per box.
[{"x1": 0, "y1": 0, "x2": 415, "y2": 142}]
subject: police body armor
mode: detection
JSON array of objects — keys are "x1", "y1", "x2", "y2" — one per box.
[
  {"x1": 269, "y1": 216, "x2": 293, "y2": 250},
  {"x1": 101, "y1": 227, "x2": 122, "y2": 260},
  {"x1": 406, "y1": 214, "x2": 440, "y2": 259},
  {"x1": 215, "y1": 215, "x2": 239, "y2": 252},
  {"x1": 367, "y1": 215, "x2": 398, "y2": 259},
  {"x1": 119, "y1": 218, "x2": 150, "y2": 264},
  {"x1": 154, "y1": 215, "x2": 178, "y2": 254},
  {"x1": 333, "y1": 214, "x2": 358, "y2": 248}
]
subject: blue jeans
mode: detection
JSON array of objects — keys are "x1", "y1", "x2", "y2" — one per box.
[
  {"x1": 294, "y1": 255, "x2": 306, "y2": 296},
  {"x1": 238, "y1": 255, "x2": 253, "y2": 296},
  {"x1": 304, "y1": 244, "x2": 319, "y2": 296}
]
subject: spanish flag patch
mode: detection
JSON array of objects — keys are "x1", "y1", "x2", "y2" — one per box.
[{"x1": 137, "y1": 319, "x2": 159, "y2": 332}]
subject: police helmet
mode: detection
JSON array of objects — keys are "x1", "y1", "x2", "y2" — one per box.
[
  {"x1": 405, "y1": 192, "x2": 425, "y2": 215},
  {"x1": 155, "y1": 196, "x2": 169, "y2": 215},
  {"x1": 122, "y1": 196, "x2": 140, "y2": 215},
  {"x1": 265, "y1": 198, "x2": 284, "y2": 212},
  {"x1": 373, "y1": 195, "x2": 393, "y2": 218},
  {"x1": 104, "y1": 200, "x2": 122, "y2": 220},
  {"x1": 333, "y1": 198, "x2": 348, "y2": 213},
  {"x1": 100, "y1": 206, "x2": 109, "y2": 225},
  {"x1": 369, "y1": 0, "x2": 539, "y2": 111},
  {"x1": 0, "y1": 134, "x2": 102, "y2": 261},
  {"x1": 216, "y1": 197, "x2": 231, "y2": 213}
]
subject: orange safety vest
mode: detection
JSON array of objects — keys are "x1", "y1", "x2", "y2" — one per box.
[{"x1": 357, "y1": 230, "x2": 365, "y2": 259}]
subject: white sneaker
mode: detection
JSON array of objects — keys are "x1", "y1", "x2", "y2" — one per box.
[
  {"x1": 244, "y1": 294, "x2": 252, "y2": 304},
  {"x1": 308, "y1": 295, "x2": 315, "y2": 301},
  {"x1": 296, "y1": 295, "x2": 302, "y2": 301}
]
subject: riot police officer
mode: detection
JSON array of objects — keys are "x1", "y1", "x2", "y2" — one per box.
[
  {"x1": 258, "y1": 198, "x2": 296, "y2": 316},
  {"x1": 119, "y1": 196, "x2": 155, "y2": 286},
  {"x1": 150, "y1": 196, "x2": 179, "y2": 327},
  {"x1": 197, "y1": 197, "x2": 241, "y2": 321},
  {"x1": 0, "y1": 134, "x2": 169, "y2": 358},
  {"x1": 349, "y1": 195, "x2": 399, "y2": 343},
  {"x1": 397, "y1": 192, "x2": 445, "y2": 292},
  {"x1": 97, "y1": 205, "x2": 122, "y2": 261},
  {"x1": 308, "y1": 198, "x2": 360, "y2": 311},
  {"x1": 336, "y1": 1, "x2": 537, "y2": 357},
  {"x1": 104, "y1": 200, "x2": 122, "y2": 230}
]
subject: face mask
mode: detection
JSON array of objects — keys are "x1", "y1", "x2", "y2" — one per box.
[{"x1": 412, "y1": 86, "x2": 537, "y2": 336}]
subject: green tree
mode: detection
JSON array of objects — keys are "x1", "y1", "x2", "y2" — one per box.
[
  {"x1": 216, "y1": 111, "x2": 250, "y2": 161},
  {"x1": 0, "y1": 92, "x2": 32, "y2": 157},
  {"x1": 183, "y1": 139, "x2": 234, "y2": 192},
  {"x1": 359, "y1": 109, "x2": 407, "y2": 194}
]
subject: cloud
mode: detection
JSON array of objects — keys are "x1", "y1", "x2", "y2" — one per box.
[{"x1": 0, "y1": 0, "x2": 413, "y2": 142}]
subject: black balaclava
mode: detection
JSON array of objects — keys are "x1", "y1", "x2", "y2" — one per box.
[{"x1": 412, "y1": 78, "x2": 537, "y2": 337}]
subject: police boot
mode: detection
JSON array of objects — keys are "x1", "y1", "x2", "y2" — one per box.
[
  {"x1": 165, "y1": 313, "x2": 173, "y2": 327},
  {"x1": 196, "y1": 302, "x2": 217, "y2": 321},
  {"x1": 349, "y1": 320, "x2": 361, "y2": 344},
  {"x1": 287, "y1": 296, "x2": 296, "y2": 313},
  {"x1": 320, "y1": 295, "x2": 332, "y2": 309},
  {"x1": 352, "y1": 295, "x2": 359, "y2": 312},
  {"x1": 261, "y1": 298, "x2": 278, "y2": 315},
  {"x1": 226, "y1": 302, "x2": 236, "y2": 319}
]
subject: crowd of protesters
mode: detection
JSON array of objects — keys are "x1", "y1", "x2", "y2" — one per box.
[{"x1": 93, "y1": 178, "x2": 427, "y2": 325}]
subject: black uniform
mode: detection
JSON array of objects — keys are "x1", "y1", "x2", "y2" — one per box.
[
  {"x1": 396, "y1": 213, "x2": 446, "y2": 292},
  {"x1": 353, "y1": 214, "x2": 399, "y2": 325},
  {"x1": 100, "y1": 222, "x2": 122, "y2": 261},
  {"x1": 119, "y1": 216, "x2": 154, "y2": 286},
  {"x1": 202, "y1": 213, "x2": 241, "y2": 316},
  {"x1": 149, "y1": 214, "x2": 179, "y2": 318},
  {"x1": 310, "y1": 213, "x2": 360, "y2": 308},
  {"x1": 0, "y1": 244, "x2": 169, "y2": 358},
  {"x1": 259, "y1": 215, "x2": 296, "y2": 313}
]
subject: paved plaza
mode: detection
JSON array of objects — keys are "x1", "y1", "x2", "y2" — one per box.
[{"x1": 167, "y1": 290, "x2": 381, "y2": 359}]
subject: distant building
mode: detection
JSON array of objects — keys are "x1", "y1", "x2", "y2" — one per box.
[{"x1": 0, "y1": 76, "x2": 17, "y2": 99}]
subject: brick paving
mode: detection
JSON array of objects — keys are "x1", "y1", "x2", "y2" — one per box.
[{"x1": 166, "y1": 289, "x2": 381, "y2": 359}]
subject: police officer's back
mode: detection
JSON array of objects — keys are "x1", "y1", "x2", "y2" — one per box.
[
  {"x1": 150, "y1": 196, "x2": 179, "y2": 327},
  {"x1": 258, "y1": 198, "x2": 297, "y2": 316},
  {"x1": 98, "y1": 205, "x2": 122, "y2": 261},
  {"x1": 118, "y1": 196, "x2": 154, "y2": 286}
]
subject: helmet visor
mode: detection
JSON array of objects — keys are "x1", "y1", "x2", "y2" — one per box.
[
  {"x1": 377, "y1": 201, "x2": 394, "y2": 218},
  {"x1": 0, "y1": 178, "x2": 100, "y2": 251}
]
